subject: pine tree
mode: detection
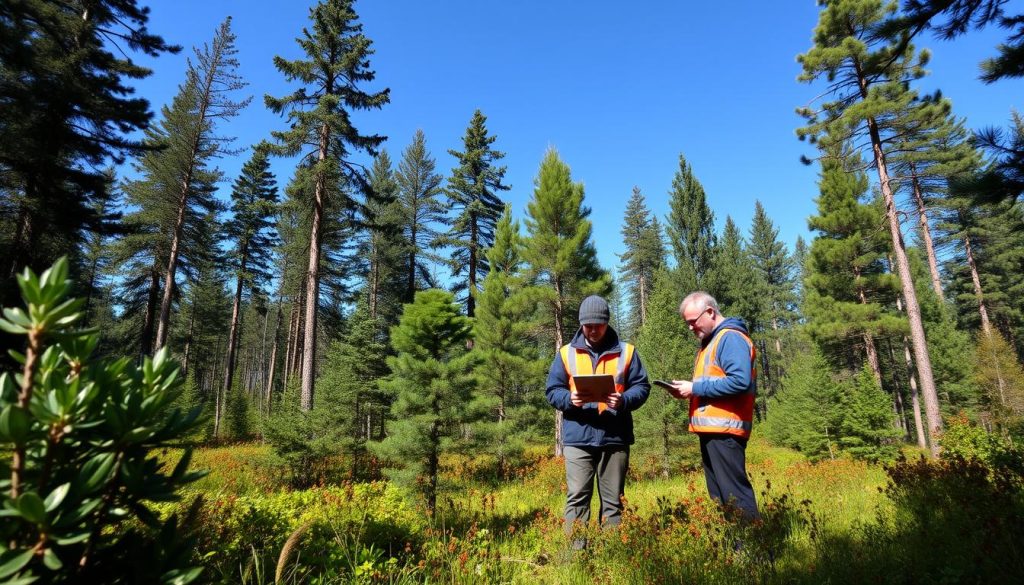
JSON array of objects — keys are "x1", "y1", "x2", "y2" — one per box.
[
  {"x1": 521, "y1": 148, "x2": 611, "y2": 455},
  {"x1": 804, "y1": 138, "x2": 904, "y2": 388},
  {"x1": 618, "y1": 186, "x2": 666, "y2": 334},
  {"x1": 633, "y1": 268, "x2": 696, "y2": 477},
  {"x1": 838, "y1": 365, "x2": 903, "y2": 462},
  {"x1": 798, "y1": 1, "x2": 944, "y2": 454},
  {"x1": 886, "y1": 0, "x2": 1024, "y2": 84},
  {"x1": 0, "y1": 0, "x2": 177, "y2": 296},
  {"x1": 116, "y1": 63, "x2": 225, "y2": 360},
  {"x1": 316, "y1": 298, "x2": 391, "y2": 479},
  {"x1": 445, "y1": 110, "x2": 511, "y2": 317},
  {"x1": 470, "y1": 208, "x2": 548, "y2": 478},
  {"x1": 714, "y1": 216, "x2": 760, "y2": 323},
  {"x1": 221, "y1": 144, "x2": 279, "y2": 420},
  {"x1": 395, "y1": 130, "x2": 446, "y2": 301},
  {"x1": 748, "y1": 200, "x2": 798, "y2": 348},
  {"x1": 764, "y1": 343, "x2": 840, "y2": 461},
  {"x1": 153, "y1": 17, "x2": 249, "y2": 351},
  {"x1": 372, "y1": 290, "x2": 476, "y2": 515},
  {"x1": 361, "y1": 150, "x2": 406, "y2": 328},
  {"x1": 885, "y1": 96, "x2": 978, "y2": 300},
  {"x1": 665, "y1": 154, "x2": 716, "y2": 291},
  {"x1": 265, "y1": 0, "x2": 389, "y2": 411}
]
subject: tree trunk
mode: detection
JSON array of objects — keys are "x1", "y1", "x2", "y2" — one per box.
[
  {"x1": 909, "y1": 165, "x2": 943, "y2": 299},
  {"x1": 467, "y1": 214, "x2": 478, "y2": 317},
  {"x1": 265, "y1": 299, "x2": 284, "y2": 417},
  {"x1": 222, "y1": 254, "x2": 248, "y2": 405},
  {"x1": 638, "y1": 272, "x2": 648, "y2": 326},
  {"x1": 300, "y1": 124, "x2": 330, "y2": 411},
  {"x1": 856, "y1": 278, "x2": 888, "y2": 391},
  {"x1": 141, "y1": 266, "x2": 161, "y2": 359},
  {"x1": 866, "y1": 115, "x2": 942, "y2": 457},
  {"x1": 962, "y1": 230, "x2": 992, "y2": 336},
  {"x1": 181, "y1": 299, "x2": 197, "y2": 378},
  {"x1": 154, "y1": 32, "x2": 226, "y2": 352}
]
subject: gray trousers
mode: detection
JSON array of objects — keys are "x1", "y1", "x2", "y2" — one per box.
[{"x1": 563, "y1": 445, "x2": 629, "y2": 532}]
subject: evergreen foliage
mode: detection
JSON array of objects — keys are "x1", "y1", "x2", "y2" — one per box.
[
  {"x1": 797, "y1": 0, "x2": 946, "y2": 452},
  {"x1": 975, "y1": 330, "x2": 1024, "y2": 436},
  {"x1": 444, "y1": 110, "x2": 511, "y2": 316},
  {"x1": 315, "y1": 298, "x2": 392, "y2": 480},
  {"x1": 0, "y1": 0, "x2": 177, "y2": 302},
  {"x1": 763, "y1": 342, "x2": 840, "y2": 461},
  {"x1": 803, "y1": 140, "x2": 904, "y2": 373},
  {"x1": 838, "y1": 365, "x2": 903, "y2": 462},
  {"x1": 522, "y1": 148, "x2": 612, "y2": 351},
  {"x1": 618, "y1": 186, "x2": 666, "y2": 335},
  {"x1": 665, "y1": 155, "x2": 716, "y2": 291},
  {"x1": 264, "y1": 0, "x2": 389, "y2": 410},
  {"x1": 396, "y1": 130, "x2": 446, "y2": 300},
  {"x1": 361, "y1": 150, "x2": 407, "y2": 330},
  {"x1": 372, "y1": 290, "x2": 476, "y2": 514},
  {"x1": 633, "y1": 268, "x2": 696, "y2": 477},
  {"x1": 470, "y1": 209, "x2": 548, "y2": 479}
]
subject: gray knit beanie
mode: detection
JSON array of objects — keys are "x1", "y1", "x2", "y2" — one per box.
[{"x1": 578, "y1": 295, "x2": 610, "y2": 325}]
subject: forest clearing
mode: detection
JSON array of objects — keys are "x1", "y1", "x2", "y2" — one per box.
[{"x1": 2, "y1": 1, "x2": 1024, "y2": 583}]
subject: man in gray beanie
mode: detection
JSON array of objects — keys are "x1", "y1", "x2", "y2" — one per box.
[{"x1": 545, "y1": 295, "x2": 650, "y2": 549}]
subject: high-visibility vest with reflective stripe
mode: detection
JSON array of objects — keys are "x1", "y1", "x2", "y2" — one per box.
[
  {"x1": 560, "y1": 342, "x2": 635, "y2": 414},
  {"x1": 688, "y1": 328, "x2": 756, "y2": 438}
]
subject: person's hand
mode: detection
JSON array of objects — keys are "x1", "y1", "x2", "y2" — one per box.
[
  {"x1": 570, "y1": 390, "x2": 584, "y2": 407},
  {"x1": 671, "y1": 380, "x2": 694, "y2": 399},
  {"x1": 606, "y1": 393, "x2": 622, "y2": 409}
]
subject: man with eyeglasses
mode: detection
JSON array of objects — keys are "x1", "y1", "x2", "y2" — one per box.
[{"x1": 667, "y1": 291, "x2": 760, "y2": 523}]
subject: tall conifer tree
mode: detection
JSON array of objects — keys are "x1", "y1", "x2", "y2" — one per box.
[
  {"x1": 471, "y1": 208, "x2": 547, "y2": 477},
  {"x1": 265, "y1": 0, "x2": 389, "y2": 410},
  {"x1": 154, "y1": 17, "x2": 249, "y2": 351},
  {"x1": 798, "y1": 0, "x2": 944, "y2": 453},
  {"x1": 665, "y1": 154, "x2": 716, "y2": 291},
  {"x1": 445, "y1": 110, "x2": 510, "y2": 317},
  {"x1": 395, "y1": 130, "x2": 446, "y2": 301},
  {"x1": 618, "y1": 186, "x2": 666, "y2": 333},
  {"x1": 0, "y1": 0, "x2": 177, "y2": 295},
  {"x1": 804, "y1": 139, "x2": 904, "y2": 395},
  {"x1": 222, "y1": 144, "x2": 279, "y2": 413}
]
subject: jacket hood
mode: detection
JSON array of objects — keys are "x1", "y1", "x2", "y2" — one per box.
[{"x1": 703, "y1": 317, "x2": 749, "y2": 346}]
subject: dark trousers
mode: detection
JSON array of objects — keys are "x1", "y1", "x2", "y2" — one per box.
[
  {"x1": 699, "y1": 434, "x2": 760, "y2": 522},
  {"x1": 563, "y1": 445, "x2": 629, "y2": 533}
]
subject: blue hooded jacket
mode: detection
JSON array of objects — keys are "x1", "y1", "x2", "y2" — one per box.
[
  {"x1": 692, "y1": 317, "x2": 757, "y2": 399},
  {"x1": 545, "y1": 326, "x2": 650, "y2": 447}
]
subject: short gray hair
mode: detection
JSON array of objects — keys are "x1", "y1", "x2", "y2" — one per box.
[{"x1": 679, "y1": 291, "x2": 720, "y2": 316}]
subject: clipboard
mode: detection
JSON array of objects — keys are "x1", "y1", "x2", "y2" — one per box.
[{"x1": 572, "y1": 374, "x2": 615, "y2": 403}]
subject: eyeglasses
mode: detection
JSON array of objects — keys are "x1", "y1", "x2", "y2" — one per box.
[{"x1": 684, "y1": 307, "x2": 711, "y2": 327}]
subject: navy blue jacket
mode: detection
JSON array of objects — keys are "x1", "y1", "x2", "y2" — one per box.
[{"x1": 545, "y1": 326, "x2": 650, "y2": 447}]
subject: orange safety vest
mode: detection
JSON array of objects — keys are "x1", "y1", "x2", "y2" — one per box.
[
  {"x1": 560, "y1": 342, "x2": 635, "y2": 413},
  {"x1": 688, "y1": 328, "x2": 756, "y2": 438}
]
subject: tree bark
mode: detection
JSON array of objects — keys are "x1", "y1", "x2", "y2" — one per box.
[
  {"x1": 265, "y1": 299, "x2": 283, "y2": 417},
  {"x1": 910, "y1": 165, "x2": 944, "y2": 299},
  {"x1": 867, "y1": 115, "x2": 943, "y2": 456},
  {"x1": 299, "y1": 123, "x2": 330, "y2": 411},
  {"x1": 222, "y1": 254, "x2": 249, "y2": 405}
]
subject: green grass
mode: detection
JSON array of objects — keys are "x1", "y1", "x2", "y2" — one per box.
[{"x1": 164, "y1": 438, "x2": 1022, "y2": 584}]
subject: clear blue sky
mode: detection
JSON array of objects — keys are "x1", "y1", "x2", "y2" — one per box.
[{"x1": 129, "y1": 0, "x2": 1022, "y2": 273}]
